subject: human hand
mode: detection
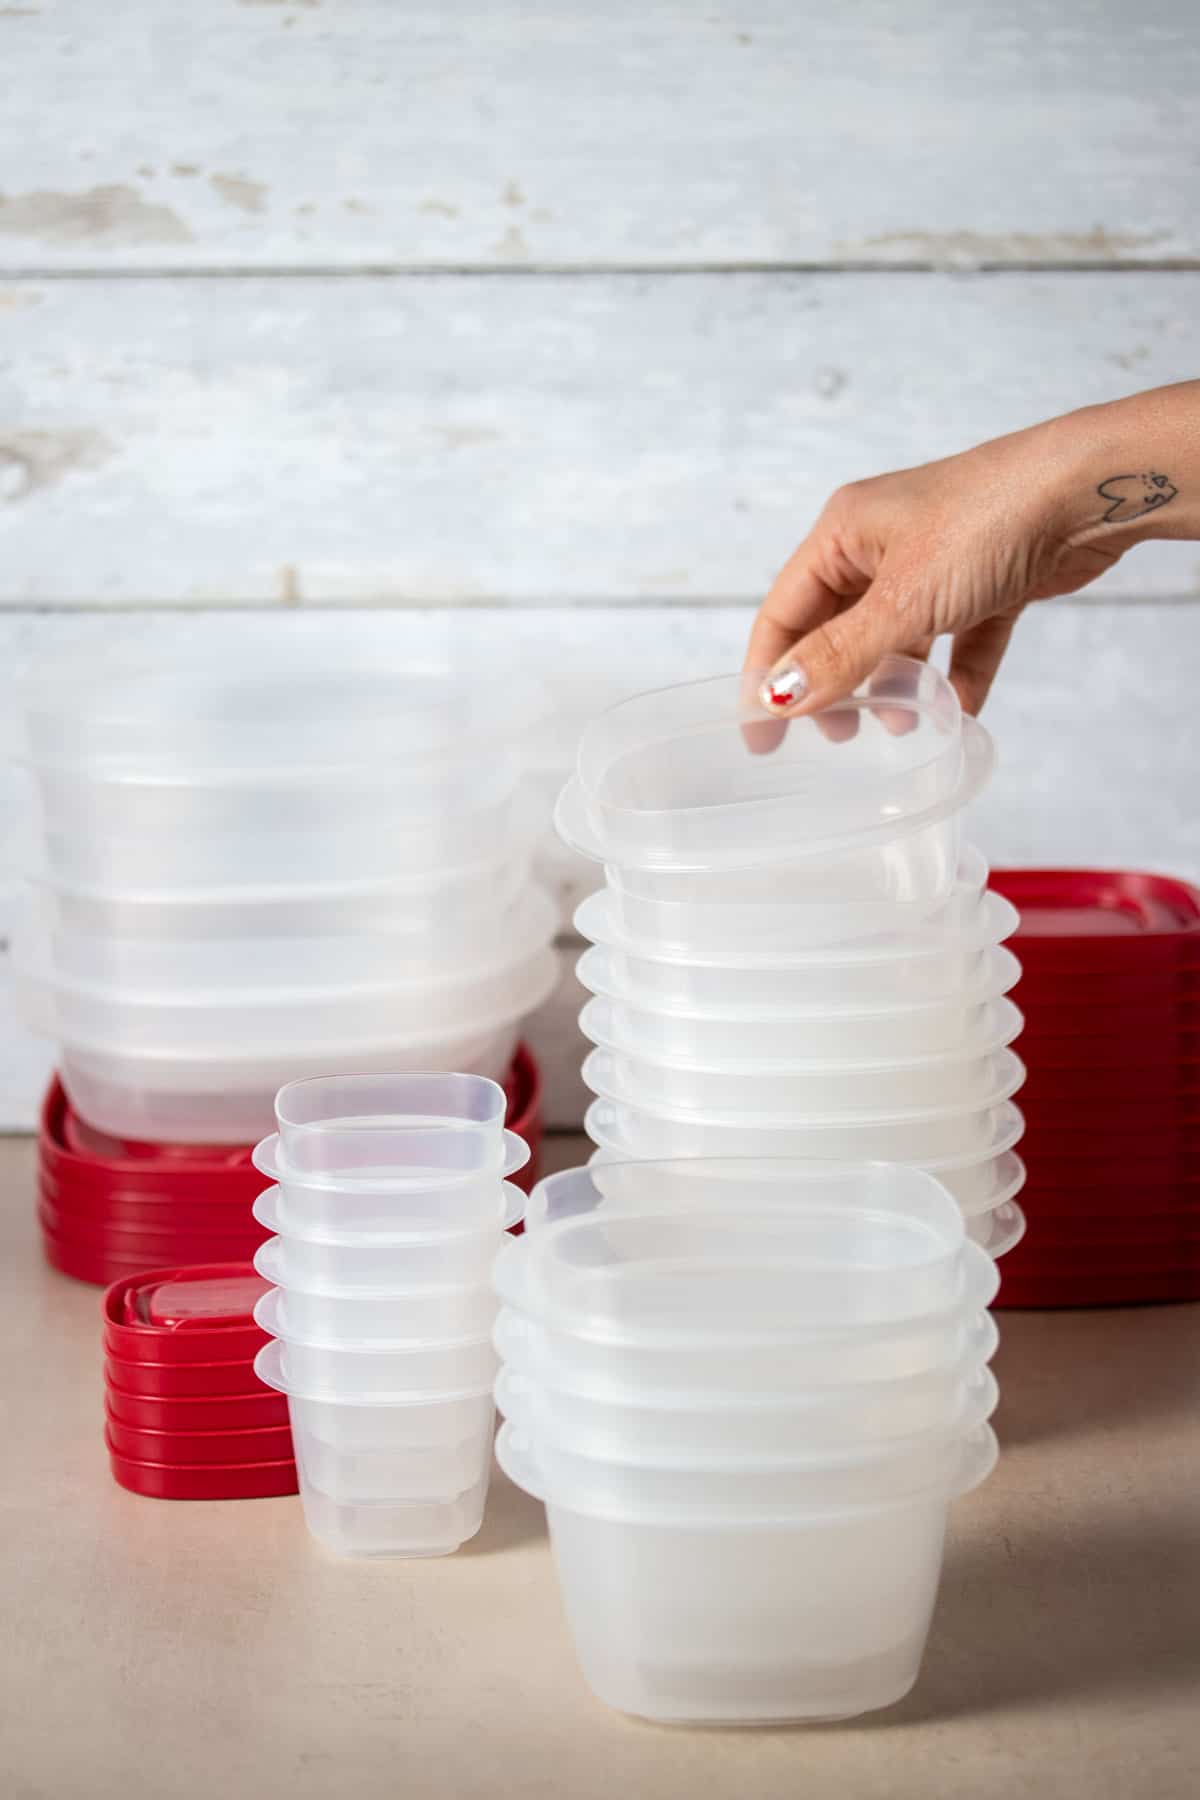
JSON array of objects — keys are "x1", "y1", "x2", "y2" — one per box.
[{"x1": 746, "y1": 384, "x2": 1197, "y2": 719}]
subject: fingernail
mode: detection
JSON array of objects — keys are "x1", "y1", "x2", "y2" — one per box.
[{"x1": 759, "y1": 666, "x2": 807, "y2": 711}]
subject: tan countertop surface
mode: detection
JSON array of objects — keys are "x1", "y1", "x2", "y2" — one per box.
[{"x1": 2, "y1": 1132, "x2": 1198, "y2": 1800}]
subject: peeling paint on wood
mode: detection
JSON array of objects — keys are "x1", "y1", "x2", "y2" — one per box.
[
  {"x1": 209, "y1": 173, "x2": 267, "y2": 215},
  {"x1": 842, "y1": 226, "x2": 1174, "y2": 268},
  {"x1": 0, "y1": 184, "x2": 192, "y2": 246},
  {"x1": 0, "y1": 428, "x2": 113, "y2": 501}
]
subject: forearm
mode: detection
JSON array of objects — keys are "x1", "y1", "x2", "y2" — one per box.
[{"x1": 1042, "y1": 380, "x2": 1200, "y2": 551}]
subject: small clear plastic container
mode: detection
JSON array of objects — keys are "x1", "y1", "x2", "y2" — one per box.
[
  {"x1": 496, "y1": 1301, "x2": 1001, "y2": 1398},
  {"x1": 275, "y1": 1069, "x2": 512, "y2": 1174},
  {"x1": 255, "y1": 1342, "x2": 495, "y2": 1512},
  {"x1": 255, "y1": 1148, "x2": 527, "y2": 1235},
  {"x1": 571, "y1": 661, "x2": 965, "y2": 863},
  {"x1": 557, "y1": 701, "x2": 994, "y2": 882},
  {"x1": 496, "y1": 1422, "x2": 996, "y2": 1725},
  {"x1": 600, "y1": 844, "x2": 991, "y2": 955},
  {"x1": 256, "y1": 1291, "x2": 499, "y2": 1397},
  {"x1": 295, "y1": 1471, "x2": 491, "y2": 1558},
  {"x1": 578, "y1": 950, "x2": 1020, "y2": 1062},
  {"x1": 251, "y1": 1186, "x2": 524, "y2": 1285},
  {"x1": 22, "y1": 874, "x2": 542, "y2": 992},
  {"x1": 493, "y1": 1202, "x2": 983, "y2": 1341},
  {"x1": 495, "y1": 1362, "x2": 998, "y2": 1465},
  {"x1": 57, "y1": 1019, "x2": 524, "y2": 1145},
  {"x1": 583, "y1": 1044, "x2": 1025, "y2": 1128},
  {"x1": 576, "y1": 890, "x2": 1017, "y2": 1001},
  {"x1": 16, "y1": 900, "x2": 557, "y2": 1049},
  {"x1": 256, "y1": 1247, "x2": 498, "y2": 1344}
]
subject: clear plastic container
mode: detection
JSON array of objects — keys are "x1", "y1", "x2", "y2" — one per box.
[
  {"x1": 496, "y1": 1423, "x2": 997, "y2": 1724},
  {"x1": 255, "y1": 1145, "x2": 527, "y2": 1235},
  {"x1": 571, "y1": 661, "x2": 965, "y2": 862},
  {"x1": 577, "y1": 950, "x2": 1020, "y2": 1062},
  {"x1": 556, "y1": 703, "x2": 994, "y2": 880},
  {"x1": 493, "y1": 1209, "x2": 987, "y2": 1342},
  {"x1": 496, "y1": 1301, "x2": 1000, "y2": 1399},
  {"x1": 58, "y1": 1020, "x2": 524, "y2": 1145},
  {"x1": 583, "y1": 1044, "x2": 1025, "y2": 1129},
  {"x1": 22, "y1": 873, "x2": 541, "y2": 992},
  {"x1": 256, "y1": 1250, "x2": 498, "y2": 1345},
  {"x1": 295, "y1": 1471, "x2": 491, "y2": 1558},
  {"x1": 600, "y1": 844, "x2": 992, "y2": 955},
  {"x1": 255, "y1": 1292, "x2": 499, "y2": 1398},
  {"x1": 251, "y1": 1186, "x2": 524, "y2": 1285},
  {"x1": 16, "y1": 900, "x2": 557, "y2": 1049},
  {"x1": 31, "y1": 770, "x2": 527, "y2": 889},
  {"x1": 576, "y1": 888, "x2": 1016, "y2": 994},
  {"x1": 275, "y1": 1069, "x2": 511, "y2": 1172},
  {"x1": 495, "y1": 1362, "x2": 998, "y2": 1465},
  {"x1": 255, "y1": 1342, "x2": 495, "y2": 1509},
  {"x1": 18, "y1": 651, "x2": 545, "y2": 773}
]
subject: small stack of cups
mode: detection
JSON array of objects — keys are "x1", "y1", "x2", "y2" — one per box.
[
  {"x1": 494, "y1": 1161, "x2": 1000, "y2": 1725},
  {"x1": 103, "y1": 1264, "x2": 298, "y2": 1500},
  {"x1": 12, "y1": 647, "x2": 558, "y2": 1146},
  {"x1": 556, "y1": 659, "x2": 1026, "y2": 1254},
  {"x1": 989, "y1": 868, "x2": 1200, "y2": 1305},
  {"x1": 251, "y1": 1074, "x2": 526, "y2": 1557}
]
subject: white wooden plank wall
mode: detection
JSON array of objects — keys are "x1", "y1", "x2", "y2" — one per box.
[{"x1": 1, "y1": 1, "x2": 1198, "y2": 1128}]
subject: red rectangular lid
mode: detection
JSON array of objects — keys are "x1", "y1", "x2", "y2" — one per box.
[{"x1": 991, "y1": 870, "x2": 1200, "y2": 938}]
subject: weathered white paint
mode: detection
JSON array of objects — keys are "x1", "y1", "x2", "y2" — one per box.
[
  {"x1": 1, "y1": 2, "x2": 1197, "y2": 271},
  {"x1": 2, "y1": 272, "x2": 1198, "y2": 606},
  {"x1": 2, "y1": 600, "x2": 1197, "y2": 1129}
]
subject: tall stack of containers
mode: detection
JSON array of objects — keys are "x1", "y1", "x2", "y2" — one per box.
[
  {"x1": 988, "y1": 869, "x2": 1200, "y2": 1305},
  {"x1": 494, "y1": 1162, "x2": 1000, "y2": 1724},
  {"x1": 11, "y1": 651, "x2": 557, "y2": 1272},
  {"x1": 556, "y1": 660, "x2": 1026, "y2": 1253},
  {"x1": 251, "y1": 1074, "x2": 525, "y2": 1557}
]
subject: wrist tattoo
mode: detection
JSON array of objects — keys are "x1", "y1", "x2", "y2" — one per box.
[{"x1": 1097, "y1": 472, "x2": 1178, "y2": 525}]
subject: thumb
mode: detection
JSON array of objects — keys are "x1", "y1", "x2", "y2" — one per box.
[{"x1": 758, "y1": 571, "x2": 930, "y2": 717}]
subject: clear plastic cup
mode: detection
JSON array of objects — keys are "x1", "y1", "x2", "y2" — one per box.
[
  {"x1": 497, "y1": 1422, "x2": 997, "y2": 1724},
  {"x1": 583, "y1": 1044, "x2": 1025, "y2": 1128},
  {"x1": 255, "y1": 1341, "x2": 494, "y2": 1555},
  {"x1": 495, "y1": 1362, "x2": 998, "y2": 1465},
  {"x1": 576, "y1": 889, "x2": 1017, "y2": 999},
  {"x1": 57, "y1": 1022, "x2": 523, "y2": 1146},
  {"x1": 255, "y1": 1291, "x2": 498, "y2": 1397},
  {"x1": 600, "y1": 844, "x2": 992, "y2": 955},
  {"x1": 256, "y1": 1251, "x2": 498, "y2": 1346},
  {"x1": 21, "y1": 874, "x2": 542, "y2": 992},
  {"x1": 251, "y1": 1186, "x2": 524, "y2": 1286},
  {"x1": 15, "y1": 903, "x2": 557, "y2": 1050},
  {"x1": 586, "y1": 1099, "x2": 1025, "y2": 1215},
  {"x1": 492, "y1": 1251, "x2": 999, "y2": 1391},
  {"x1": 253, "y1": 1134, "x2": 529, "y2": 1235},
  {"x1": 493, "y1": 1201, "x2": 984, "y2": 1341},
  {"x1": 576, "y1": 951, "x2": 1020, "y2": 1062},
  {"x1": 571, "y1": 661, "x2": 965, "y2": 863}
]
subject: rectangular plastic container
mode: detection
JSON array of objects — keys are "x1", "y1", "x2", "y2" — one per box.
[{"x1": 251, "y1": 1187, "x2": 523, "y2": 1286}]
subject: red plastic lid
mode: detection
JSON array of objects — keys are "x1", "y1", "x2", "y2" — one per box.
[
  {"x1": 63, "y1": 1108, "x2": 255, "y2": 1165},
  {"x1": 994, "y1": 1266, "x2": 1200, "y2": 1307},
  {"x1": 507, "y1": 1042, "x2": 542, "y2": 1197},
  {"x1": 39, "y1": 1197, "x2": 263, "y2": 1256},
  {"x1": 103, "y1": 1264, "x2": 272, "y2": 1363},
  {"x1": 106, "y1": 1381, "x2": 288, "y2": 1432},
  {"x1": 104, "y1": 1353, "x2": 269, "y2": 1399},
  {"x1": 37, "y1": 1177, "x2": 265, "y2": 1234},
  {"x1": 993, "y1": 869, "x2": 1200, "y2": 938},
  {"x1": 104, "y1": 1408, "x2": 294, "y2": 1467},
  {"x1": 40, "y1": 1079, "x2": 261, "y2": 1196},
  {"x1": 105, "y1": 1434, "x2": 299, "y2": 1501}
]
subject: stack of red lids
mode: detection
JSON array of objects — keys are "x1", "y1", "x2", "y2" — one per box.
[
  {"x1": 104, "y1": 1264, "x2": 298, "y2": 1499},
  {"x1": 38, "y1": 1043, "x2": 544, "y2": 1284},
  {"x1": 989, "y1": 869, "x2": 1200, "y2": 1307},
  {"x1": 38, "y1": 1079, "x2": 266, "y2": 1286}
]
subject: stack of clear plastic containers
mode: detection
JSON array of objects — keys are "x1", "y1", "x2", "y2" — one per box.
[
  {"x1": 555, "y1": 660, "x2": 1026, "y2": 1247},
  {"x1": 494, "y1": 1161, "x2": 999, "y2": 1724},
  {"x1": 12, "y1": 651, "x2": 558, "y2": 1142},
  {"x1": 251, "y1": 1074, "x2": 526, "y2": 1557}
]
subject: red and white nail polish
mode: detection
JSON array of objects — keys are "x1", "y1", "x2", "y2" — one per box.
[{"x1": 759, "y1": 667, "x2": 807, "y2": 711}]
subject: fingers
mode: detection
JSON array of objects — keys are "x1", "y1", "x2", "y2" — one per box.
[
  {"x1": 758, "y1": 572, "x2": 926, "y2": 719},
  {"x1": 743, "y1": 538, "x2": 853, "y2": 753},
  {"x1": 947, "y1": 612, "x2": 1021, "y2": 715}
]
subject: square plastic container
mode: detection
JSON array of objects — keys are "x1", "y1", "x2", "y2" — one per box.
[
  {"x1": 257, "y1": 1291, "x2": 498, "y2": 1397},
  {"x1": 255, "y1": 1249, "x2": 498, "y2": 1345},
  {"x1": 274, "y1": 1071, "x2": 512, "y2": 1175},
  {"x1": 253, "y1": 1138, "x2": 529, "y2": 1237},
  {"x1": 495, "y1": 1422, "x2": 997, "y2": 1724}
]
